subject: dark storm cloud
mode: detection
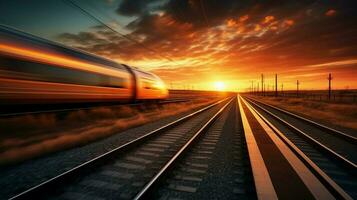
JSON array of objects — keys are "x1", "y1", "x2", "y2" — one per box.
[
  {"x1": 118, "y1": 0, "x2": 323, "y2": 51},
  {"x1": 126, "y1": 0, "x2": 316, "y2": 29},
  {"x1": 116, "y1": 0, "x2": 162, "y2": 16},
  {"x1": 242, "y1": 2, "x2": 357, "y2": 63}
]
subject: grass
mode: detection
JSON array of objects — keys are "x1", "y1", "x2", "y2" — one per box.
[{"x1": 249, "y1": 95, "x2": 357, "y2": 131}]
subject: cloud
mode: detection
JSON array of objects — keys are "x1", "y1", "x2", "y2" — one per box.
[
  {"x1": 325, "y1": 9, "x2": 337, "y2": 17},
  {"x1": 57, "y1": 32, "x2": 108, "y2": 47},
  {"x1": 54, "y1": 0, "x2": 357, "y2": 89},
  {"x1": 285, "y1": 72, "x2": 326, "y2": 79},
  {"x1": 116, "y1": 0, "x2": 162, "y2": 16},
  {"x1": 283, "y1": 19, "x2": 294, "y2": 27},
  {"x1": 262, "y1": 15, "x2": 275, "y2": 24},
  {"x1": 304, "y1": 59, "x2": 357, "y2": 68},
  {"x1": 239, "y1": 15, "x2": 249, "y2": 22}
]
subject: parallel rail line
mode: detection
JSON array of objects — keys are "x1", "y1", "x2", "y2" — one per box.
[
  {"x1": 133, "y1": 98, "x2": 233, "y2": 199},
  {"x1": 242, "y1": 96, "x2": 355, "y2": 199},
  {"x1": 244, "y1": 97, "x2": 356, "y2": 170},
  {"x1": 9, "y1": 97, "x2": 233, "y2": 200},
  {"x1": 245, "y1": 96, "x2": 357, "y2": 144},
  {"x1": 6, "y1": 95, "x2": 356, "y2": 200}
]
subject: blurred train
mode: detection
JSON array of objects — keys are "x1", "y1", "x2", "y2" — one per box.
[{"x1": 0, "y1": 25, "x2": 168, "y2": 105}]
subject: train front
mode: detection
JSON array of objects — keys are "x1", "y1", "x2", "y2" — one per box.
[
  {"x1": 133, "y1": 69, "x2": 169, "y2": 101},
  {"x1": 154, "y1": 74, "x2": 169, "y2": 99}
]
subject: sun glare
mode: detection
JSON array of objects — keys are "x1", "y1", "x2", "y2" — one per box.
[{"x1": 214, "y1": 81, "x2": 225, "y2": 91}]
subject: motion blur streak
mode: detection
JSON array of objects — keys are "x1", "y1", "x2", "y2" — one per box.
[
  {"x1": 0, "y1": 98, "x2": 221, "y2": 166},
  {"x1": 0, "y1": 44, "x2": 128, "y2": 77},
  {"x1": 0, "y1": 25, "x2": 168, "y2": 103}
]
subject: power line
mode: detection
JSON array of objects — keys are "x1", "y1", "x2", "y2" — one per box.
[
  {"x1": 62, "y1": 0, "x2": 178, "y2": 64},
  {"x1": 199, "y1": 0, "x2": 210, "y2": 27}
]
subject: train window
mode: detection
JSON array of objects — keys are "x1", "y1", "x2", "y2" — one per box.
[
  {"x1": 143, "y1": 81, "x2": 152, "y2": 89},
  {"x1": 107, "y1": 76, "x2": 127, "y2": 88},
  {"x1": 56, "y1": 46, "x2": 127, "y2": 71},
  {"x1": 142, "y1": 79, "x2": 159, "y2": 90},
  {"x1": 0, "y1": 55, "x2": 128, "y2": 88}
]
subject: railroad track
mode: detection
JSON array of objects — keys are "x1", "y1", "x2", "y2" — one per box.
[
  {"x1": 244, "y1": 96, "x2": 357, "y2": 169},
  {"x1": 0, "y1": 99, "x2": 189, "y2": 118},
  {"x1": 240, "y1": 95, "x2": 356, "y2": 199},
  {"x1": 9, "y1": 97, "x2": 237, "y2": 200},
  {"x1": 5, "y1": 95, "x2": 356, "y2": 199},
  {"x1": 245, "y1": 96, "x2": 357, "y2": 143},
  {"x1": 133, "y1": 97, "x2": 255, "y2": 199}
]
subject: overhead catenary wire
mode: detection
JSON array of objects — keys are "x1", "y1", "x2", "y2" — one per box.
[
  {"x1": 62, "y1": 0, "x2": 178, "y2": 64},
  {"x1": 199, "y1": 0, "x2": 210, "y2": 27}
]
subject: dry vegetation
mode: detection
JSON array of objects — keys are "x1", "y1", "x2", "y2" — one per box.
[
  {"x1": 250, "y1": 95, "x2": 357, "y2": 130},
  {"x1": 0, "y1": 93, "x2": 228, "y2": 166}
]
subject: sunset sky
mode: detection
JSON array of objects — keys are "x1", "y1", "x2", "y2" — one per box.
[{"x1": 1, "y1": 0, "x2": 357, "y2": 91}]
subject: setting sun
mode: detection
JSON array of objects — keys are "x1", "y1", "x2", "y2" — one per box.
[{"x1": 214, "y1": 81, "x2": 226, "y2": 91}]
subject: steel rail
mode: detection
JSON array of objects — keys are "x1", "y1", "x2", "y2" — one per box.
[
  {"x1": 242, "y1": 96, "x2": 353, "y2": 200},
  {"x1": 243, "y1": 97, "x2": 357, "y2": 170},
  {"x1": 133, "y1": 97, "x2": 234, "y2": 200},
  {"x1": 245, "y1": 96, "x2": 357, "y2": 144},
  {"x1": 9, "y1": 97, "x2": 230, "y2": 200}
]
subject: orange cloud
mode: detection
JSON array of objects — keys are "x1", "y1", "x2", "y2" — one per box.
[
  {"x1": 226, "y1": 19, "x2": 238, "y2": 27},
  {"x1": 284, "y1": 19, "x2": 294, "y2": 26},
  {"x1": 325, "y1": 9, "x2": 337, "y2": 17},
  {"x1": 239, "y1": 15, "x2": 249, "y2": 22},
  {"x1": 270, "y1": 26, "x2": 278, "y2": 31},
  {"x1": 263, "y1": 15, "x2": 275, "y2": 24},
  {"x1": 56, "y1": 1, "x2": 357, "y2": 91},
  {"x1": 254, "y1": 24, "x2": 261, "y2": 31}
]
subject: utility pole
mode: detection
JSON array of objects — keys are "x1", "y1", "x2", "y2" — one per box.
[
  {"x1": 251, "y1": 81, "x2": 254, "y2": 94},
  {"x1": 281, "y1": 83, "x2": 284, "y2": 96},
  {"x1": 328, "y1": 73, "x2": 333, "y2": 100},
  {"x1": 261, "y1": 74, "x2": 264, "y2": 96},
  {"x1": 257, "y1": 83, "x2": 259, "y2": 96},
  {"x1": 296, "y1": 80, "x2": 300, "y2": 97},
  {"x1": 275, "y1": 74, "x2": 278, "y2": 97}
]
